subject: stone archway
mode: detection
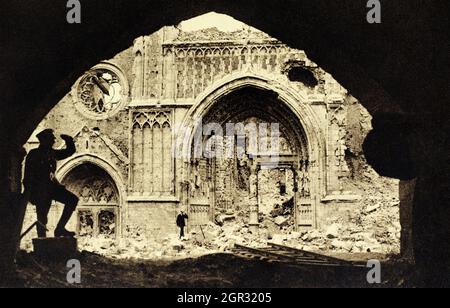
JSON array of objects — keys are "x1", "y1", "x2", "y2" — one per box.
[
  {"x1": 180, "y1": 79, "x2": 325, "y2": 231},
  {"x1": 178, "y1": 74, "x2": 327, "y2": 195},
  {"x1": 59, "y1": 162, "x2": 122, "y2": 238},
  {"x1": 56, "y1": 154, "x2": 126, "y2": 199}
]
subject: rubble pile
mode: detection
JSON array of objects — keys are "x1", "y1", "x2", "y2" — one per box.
[
  {"x1": 263, "y1": 197, "x2": 296, "y2": 234},
  {"x1": 75, "y1": 220, "x2": 273, "y2": 260},
  {"x1": 283, "y1": 168, "x2": 400, "y2": 254},
  {"x1": 192, "y1": 165, "x2": 401, "y2": 255}
]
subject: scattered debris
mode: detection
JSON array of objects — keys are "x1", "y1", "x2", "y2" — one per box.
[
  {"x1": 215, "y1": 214, "x2": 235, "y2": 226},
  {"x1": 365, "y1": 203, "x2": 381, "y2": 214},
  {"x1": 274, "y1": 216, "x2": 290, "y2": 227},
  {"x1": 326, "y1": 224, "x2": 340, "y2": 239}
]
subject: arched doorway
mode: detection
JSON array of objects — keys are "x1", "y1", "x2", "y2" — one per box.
[
  {"x1": 184, "y1": 86, "x2": 317, "y2": 231},
  {"x1": 60, "y1": 163, "x2": 120, "y2": 237}
]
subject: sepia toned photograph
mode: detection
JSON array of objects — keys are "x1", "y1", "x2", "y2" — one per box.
[{"x1": 0, "y1": 0, "x2": 448, "y2": 293}]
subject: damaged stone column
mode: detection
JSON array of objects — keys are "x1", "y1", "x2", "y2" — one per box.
[{"x1": 248, "y1": 160, "x2": 259, "y2": 233}]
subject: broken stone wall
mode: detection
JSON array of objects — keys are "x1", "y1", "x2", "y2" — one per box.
[
  {"x1": 126, "y1": 203, "x2": 178, "y2": 240},
  {"x1": 343, "y1": 95, "x2": 373, "y2": 180},
  {"x1": 258, "y1": 169, "x2": 295, "y2": 216},
  {"x1": 310, "y1": 94, "x2": 400, "y2": 254}
]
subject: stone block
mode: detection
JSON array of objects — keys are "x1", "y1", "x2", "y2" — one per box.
[
  {"x1": 325, "y1": 224, "x2": 340, "y2": 239},
  {"x1": 32, "y1": 237, "x2": 78, "y2": 260},
  {"x1": 274, "y1": 216, "x2": 289, "y2": 227}
]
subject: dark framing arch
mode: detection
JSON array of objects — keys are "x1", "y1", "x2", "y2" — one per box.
[{"x1": 1, "y1": 1, "x2": 448, "y2": 285}]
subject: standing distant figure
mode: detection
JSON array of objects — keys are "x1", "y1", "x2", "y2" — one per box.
[
  {"x1": 23, "y1": 129, "x2": 79, "y2": 238},
  {"x1": 176, "y1": 210, "x2": 189, "y2": 239}
]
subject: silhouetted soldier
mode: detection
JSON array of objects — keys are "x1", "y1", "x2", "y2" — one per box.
[
  {"x1": 23, "y1": 129, "x2": 79, "y2": 238},
  {"x1": 176, "y1": 210, "x2": 188, "y2": 239}
]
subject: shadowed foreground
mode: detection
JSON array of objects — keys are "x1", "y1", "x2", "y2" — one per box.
[{"x1": 7, "y1": 250, "x2": 412, "y2": 288}]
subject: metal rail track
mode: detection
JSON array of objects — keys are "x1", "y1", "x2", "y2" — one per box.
[{"x1": 233, "y1": 242, "x2": 365, "y2": 268}]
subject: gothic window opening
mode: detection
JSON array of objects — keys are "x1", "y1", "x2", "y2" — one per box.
[
  {"x1": 78, "y1": 210, "x2": 94, "y2": 236},
  {"x1": 99, "y1": 210, "x2": 116, "y2": 236},
  {"x1": 130, "y1": 110, "x2": 174, "y2": 196},
  {"x1": 61, "y1": 163, "x2": 120, "y2": 238}
]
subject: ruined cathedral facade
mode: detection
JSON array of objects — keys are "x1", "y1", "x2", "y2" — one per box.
[{"x1": 25, "y1": 26, "x2": 369, "y2": 239}]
